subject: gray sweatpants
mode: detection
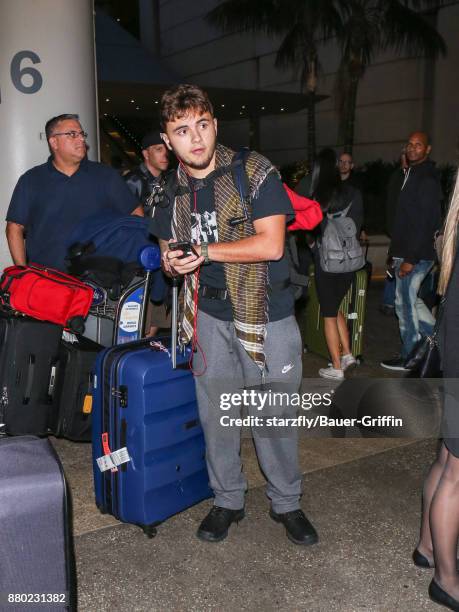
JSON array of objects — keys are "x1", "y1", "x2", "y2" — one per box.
[{"x1": 193, "y1": 310, "x2": 303, "y2": 513}]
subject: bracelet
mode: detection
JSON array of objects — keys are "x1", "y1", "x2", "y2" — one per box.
[{"x1": 200, "y1": 242, "x2": 210, "y2": 264}]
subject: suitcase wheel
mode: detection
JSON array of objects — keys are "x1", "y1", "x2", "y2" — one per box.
[
  {"x1": 142, "y1": 524, "x2": 158, "y2": 539},
  {"x1": 303, "y1": 344, "x2": 309, "y2": 354},
  {"x1": 355, "y1": 355, "x2": 363, "y2": 365}
]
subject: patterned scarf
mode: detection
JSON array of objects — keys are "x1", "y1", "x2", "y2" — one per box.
[{"x1": 171, "y1": 144, "x2": 277, "y2": 369}]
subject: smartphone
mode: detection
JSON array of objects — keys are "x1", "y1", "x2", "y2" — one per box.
[{"x1": 168, "y1": 241, "x2": 199, "y2": 259}]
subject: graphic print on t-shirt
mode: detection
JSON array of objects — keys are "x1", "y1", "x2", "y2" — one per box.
[{"x1": 191, "y1": 211, "x2": 218, "y2": 243}]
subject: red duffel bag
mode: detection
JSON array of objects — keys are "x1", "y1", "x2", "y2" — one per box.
[
  {"x1": 0, "y1": 263, "x2": 94, "y2": 333},
  {"x1": 283, "y1": 184, "x2": 323, "y2": 231}
]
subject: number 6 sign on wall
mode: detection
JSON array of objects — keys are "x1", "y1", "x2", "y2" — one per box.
[
  {"x1": 0, "y1": 0, "x2": 98, "y2": 270},
  {"x1": 10, "y1": 51, "x2": 43, "y2": 95},
  {"x1": 0, "y1": 50, "x2": 44, "y2": 103}
]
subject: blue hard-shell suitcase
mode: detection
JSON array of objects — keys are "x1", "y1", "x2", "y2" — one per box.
[{"x1": 92, "y1": 338, "x2": 212, "y2": 537}]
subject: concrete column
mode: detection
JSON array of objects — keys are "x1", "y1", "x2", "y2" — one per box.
[{"x1": 0, "y1": 0, "x2": 98, "y2": 267}]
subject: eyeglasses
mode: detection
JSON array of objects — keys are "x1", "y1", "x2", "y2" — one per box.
[{"x1": 52, "y1": 130, "x2": 88, "y2": 140}]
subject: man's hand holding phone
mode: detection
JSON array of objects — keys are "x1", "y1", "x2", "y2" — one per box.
[{"x1": 164, "y1": 240, "x2": 204, "y2": 275}]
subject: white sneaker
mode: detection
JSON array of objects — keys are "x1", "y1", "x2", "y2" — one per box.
[
  {"x1": 319, "y1": 366, "x2": 344, "y2": 380},
  {"x1": 341, "y1": 354, "x2": 357, "y2": 371}
]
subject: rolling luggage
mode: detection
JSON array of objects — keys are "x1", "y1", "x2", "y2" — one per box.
[
  {"x1": 304, "y1": 265, "x2": 368, "y2": 361},
  {"x1": 55, "y1": 336, "x2": 102, "y2": 441},
  {"x1": 0, "y1": 264, "x2": 94, "y2": 333},
  {"x1": 0, "y1": 312, "x2": 63, "y2": 436},
  {"x1": 92, "y1": 338, "x2": 212, "y2": 536},
  {"x1": 0, "y1": 436, "x2": 76, "y2": 611}
]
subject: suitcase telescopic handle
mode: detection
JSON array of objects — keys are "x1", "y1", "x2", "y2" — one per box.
[
  {"x1": 171, "y1": 277, "x2": 179, "y2": 369},
  {"x1": 140, "y1": 270, "x2": 152, "y2": 339},
  {"x1": 23, "y1": 354, "x2": 35, "y2": 404}
]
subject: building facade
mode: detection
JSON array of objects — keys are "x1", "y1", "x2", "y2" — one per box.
[{"x1": 154, "y1": 0, "x2": 459, "y2": 166}]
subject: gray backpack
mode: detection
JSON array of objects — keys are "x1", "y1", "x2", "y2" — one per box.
[{"x1": 318, "y1": 203, "x2": 365, "y2": 273}]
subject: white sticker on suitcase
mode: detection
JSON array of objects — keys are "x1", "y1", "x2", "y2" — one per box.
[
  {"x1": 96, "y1": 447, "x2": 131, "y2": 472},
  {"x1": 96, "y1": 454, "x2": 116, "y2": 472},
  {"x1": 111, "y1": 447, "x2": 131, "y2": 467},
  {"x1": 119, "y1": 301, "x2": 141, "y2": 332}
]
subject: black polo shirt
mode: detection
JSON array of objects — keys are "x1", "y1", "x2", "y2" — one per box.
[{"x1": 6, "y1": 157, "x2": 138, "y2": 271}]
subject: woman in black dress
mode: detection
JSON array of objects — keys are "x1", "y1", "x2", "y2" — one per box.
[
  {"x1": 311, "y1": 150, "x2": 363, "y2": 380},
  {"x1": 415, "y1": 172, "x2": 459, "y2": 611}
]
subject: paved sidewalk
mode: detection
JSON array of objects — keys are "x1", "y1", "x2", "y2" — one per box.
[{"x1": 51, "y1": 280, "x2": 441, "y2": 611}]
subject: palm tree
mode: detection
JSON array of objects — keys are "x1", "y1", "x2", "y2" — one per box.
[
  {"x1": 206, "y1": 0, "x2": 344, "y2": 163},
  {"x1": 337, "y1": 0, "x2": 447, "y2": 153}
]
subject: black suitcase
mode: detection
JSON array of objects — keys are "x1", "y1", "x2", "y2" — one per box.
[
  {"x1": 0, "y1": 436, "x2": 76, "y2": 611},
  {"x1": 0, "y1": 312, "x2": 63, "y2": 436},
  {"x1": 55, "y1": 336, "x2": 102, "y2": 441}
]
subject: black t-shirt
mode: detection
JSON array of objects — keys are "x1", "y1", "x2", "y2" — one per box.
[{"x1": 150, "y1": 172, "x2": 295, "y2": 321}]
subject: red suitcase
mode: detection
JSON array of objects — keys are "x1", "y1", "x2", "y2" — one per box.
[{"x1": 0, "y1": 263, "x2": 93, "y2": 332}]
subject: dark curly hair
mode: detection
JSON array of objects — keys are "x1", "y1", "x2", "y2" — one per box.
[{"x1": 160, "y1": 84, "x2": 213, "y2": 130}]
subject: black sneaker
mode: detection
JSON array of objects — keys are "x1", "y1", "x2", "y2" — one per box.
[
  {"x1": 269, "y1": 508, "x2": 318, "y2": 546},
  {"x1": 197, "y1": 506, "x2": 245, "y2": 542},
  {"x1": 380, "y1": 357, "x2": 410, "y2": 371}
]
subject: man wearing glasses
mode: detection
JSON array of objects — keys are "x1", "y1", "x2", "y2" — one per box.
[{"x1": 6, "y1": 113, "x2": 143, "y2": 271}]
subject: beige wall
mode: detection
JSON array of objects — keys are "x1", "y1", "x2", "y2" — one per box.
[{"x1": 159, "y1": 0, "x2": 459, "y2": 166}]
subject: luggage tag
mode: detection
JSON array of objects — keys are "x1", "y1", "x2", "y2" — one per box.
[
  {"x1": 96, "y1": 448, "x2": 131, "y2": 472},
  {"x1": 82, "y1": 395, "x2": 93, "y2": 414},
  {"x1": 149, "y1": 340, "x2": 171, "y2": 358},
  {"x1": 96, "y1": 433, "x2": 132, "y2": 473},
  {"x1": 96, "y1": 447, "x2": 131, "y2": 473}
]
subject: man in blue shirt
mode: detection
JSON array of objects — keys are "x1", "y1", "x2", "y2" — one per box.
[{"x1": 6, "y1": 113, "x2": 142, "y2": 271}]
